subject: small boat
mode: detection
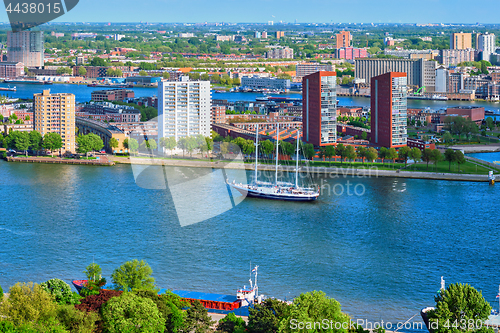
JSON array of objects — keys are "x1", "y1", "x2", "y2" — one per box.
[
  {"x1": 227, "y1": 125, "x2": 320, "y2": 201},
  {"x1": 4, "y1": 79, "x2": 44, "y2": 85},
  {"x1": 431, "y1": 94, "x2": 448, "y2": 101},
  {"x1": 0, "y1": 86, "x2": 16, "y2": 91}
]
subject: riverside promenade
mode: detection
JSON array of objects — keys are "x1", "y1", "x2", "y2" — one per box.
[
  {"x1": 111, "y1": 156, "x2": 492, "y2": 183},
  {"x1": 6, "y1": 155, "x2": 115, "y2": 166}
]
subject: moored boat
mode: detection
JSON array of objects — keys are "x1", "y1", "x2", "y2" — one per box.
[
  {"x1": 72, "y1": 266, "x2": 266, "y2": 314},
  {"x1": 227, "y1": 125, "x2": 320, "y2": 201}
]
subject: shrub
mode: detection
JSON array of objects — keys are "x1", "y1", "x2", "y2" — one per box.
[
  {"x1": 40, "y1": 279, "x2": 81, "y2": 305},
  {"x1": 184, "y1": 300, "x2": 215, "y2": 333},
  {"x1": 0, "y1": 282, "x2": 58, "y2": 328},
  {"x1": 0, "y1": 320, "x2": 39, "y2": 332},
  {"x1": 134, "y1": 290, "x2": 187, "y2": 333},
  {"x1": 0, "y1": 284, "x2": 3, "y2": 301},
  {"x1": 75, "y1": 290, "x2": 122, "y2": 313},
  {"x1": 102, "y1": 293, "x2": 166, "y2": 333},
  {"x1": 217, "y1": 312, "x2": 246, "y2": 333},
  {"x1": 57, "y1": 305, "x2": 99, "y2": 333}
]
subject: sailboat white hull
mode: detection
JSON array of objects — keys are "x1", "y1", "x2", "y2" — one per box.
[{"x1": 228, "y1": 182, "x2": 319, "y2": 201}]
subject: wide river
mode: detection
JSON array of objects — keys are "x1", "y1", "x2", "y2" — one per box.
[
  {"x1": 1, "y1": 157, "x2": 499, "y2": 329},
  {"x1": 3, "y1": 82, "x2": 500, "y2": 118}
]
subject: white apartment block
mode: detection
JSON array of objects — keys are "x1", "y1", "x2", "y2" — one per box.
[
  {"x1": 240, "y1": 76, "x2": 291, "y2": 90},
  {"x1": 440, "y1": 49, "x2": 475, "y2": 66},
  {"x1": 158, "y1": 80, "x2": 211, "y2": 144},
  {"x1": 265, "y1": 47, "x2": 293, "y2": 59},
  {"x1": 478, "y1": 32, "x2": 496, "y2": 62},
  {"x1": 296, "y1": 63, "x2": 334, "y2": 78}
]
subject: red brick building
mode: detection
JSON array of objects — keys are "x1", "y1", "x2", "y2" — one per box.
[
  {"x1": 211, "y1": 105, "x2": 226, "y2": 124},
  {"x1": 407, "y1": 138, "x2": 436, "y2": 151},
  {"x1": 335, "y1": 31, "x2": 351, "y2": 49},
  {"x1": 445, "y1": 106, "x2": 485, "y2": 124},
  {"x1": 91, "y1": 89, "x2": 135, "y2": 102},
  {"x1": 335, "y1": 47, "x2": 368, "y2": 60},
  {"x1": 370, "y1": 72, "x2": 408, "y2": 148},
  {"x1": 0, "y1": 62, "x2": 24, "y2": 78},
  {"x1": 302, "y1": 71, "x2": 337, "y2": 147}
]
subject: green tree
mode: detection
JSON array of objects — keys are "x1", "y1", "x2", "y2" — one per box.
[
  {"x1": 40, "y1": 279, "x2": 81, "y2": 305},
  {"x1": 361, "y1": 131, "x2": 368, "y2": 140},
  {"x1": 111, "y1": 259, "x2": 156, "y2": 291},
  {"x1": 421, "y1": 148, "x2": 434, "y2": 170},
  {"x1": 408, "y1": 148, "x2": 422, "y2": 170},
  {"x1": 486, "y1": 117, "x2": 494, "y2": 130},
  {"x1": 128, "y1": 138, "x2": 139, "y2": 155},
  {"x1": 281, "y1": 291, "x2": 350, "y2": 333},
  {"x1": 29, "y1": 130, "x2": 42, "y2": 155},
  {"x1": 14, "y1": 131, "x2": 30, "y2": 156},
  {"x1": 122, "y1": 138, "x2": 129, "y2": 152},
  {"x1": 481, "y1": 61, "x2": 489, "y2": 74},
  {"x1": 427, "y1": 283, "x2": 493, "y2": 333},
  {"x1": 379, "y1": 147, "x2": 388, "y2": 164},
  {"x1": 281, "y1": 141, "x2": 295, "y2": 160},
  {"x1": 109, "y1": 137, "x2": 118, "y2": 154},
  {"x1": 445, "y1": 149, "x2": 457, "y2": 171},
  {"x1": 163, "y1": 71, "x2": 170, "y2": 79},
  {"x1": 431, "y1": 149, "x2": 443, "y2": 171},
  {"x1": 76, "y1": 133, "x2": 104, "y2": 155},
  {"x1": 455, "y1": 150, "x2": 466, "y2": 172},
  {"x1": 387, "y1": 148, "x2": 398, "y2": 168},
  {"x1": 248, "y1": 299, "x2": 291, "y2": 333},
  {"x1": 324, "y1": 145, "x2": 336, "y2": 165},
  {"x1": 81, "y1": 262, "x2": 107, "y2": 297},
  {"x1": 90, "y1": 57, "x2": 107, "y2": 67},
  {"x1": 162, "y1": 136, "x2": 177, "y2": 157},
  {"x1": 398, "y1": 146, "x2": 411, "y2": 168},
  {"x1": 365, "y1": 147, "x2": 378, "y2": 165},
  {"x1": 42, "y1": 132, "x2": 63, "y2": 155},
  {"x1": 243, "y1": 139, "x2": 256, "y2": 157},
  {"x1": 140, "y1": 139, "x2": 158, "y2": 153},
  {"x1": 0, "y1": 282, "x2": 59, "y2": 328},
  {"x1": 186, "y1": 136, "x2": 198, "y2": 157},
  {"x1": 335, "y1": 143, "x2": 347, "y2": 164},
  {"x1": 345, "y1": 145, "x2": 357, "y2": 164},
  {"x1": 139, "y1": 70, "x2": 148, "y2": 76},
  {"x1": 184, "y1": 300, "x2": 215, "y2": 333},
  {"x1": 260, "y1": 139, "x2": 274, "y2": 157},
  {"x1": 217, "y1": 312, "x2": 246, "y2": 333},
  {"x1": 78, "y1": 66, "x2": 87, "y2": 76},
  {"x1": 102, "y1": 293, "x2": 166, "y2": 333},
  {"x1": 302, "y1": 143, "x2": 316, "y2": 160},
  {"x1": 57, "y1": 305, "x2": 99, "y2": 333},
  {"x1": 442, "y1": 131, "x2": 454, "y2": 146}
]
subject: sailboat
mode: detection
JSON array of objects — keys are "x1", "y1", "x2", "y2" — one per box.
[{"x1": 227, "y1": 124, "x2": 320, "y2": 201}]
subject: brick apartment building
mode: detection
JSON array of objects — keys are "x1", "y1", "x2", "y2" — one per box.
[
  {"x1": 370, "y1": 72, "x2": 408, "y2": 148},
  {"x1": 91, "y1": 89, "x2": 135, "y2": 102}
]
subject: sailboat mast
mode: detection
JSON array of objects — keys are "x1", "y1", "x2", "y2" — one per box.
[
  {"x1": 275, "y1": 123, "x2": 279, "y2": 185},
  {"x1": 295, "y1": 129, "x2": 299, "y2": 188},
  {"x1": 254, "y1": 126, "x2": 259, "y2": 185}
]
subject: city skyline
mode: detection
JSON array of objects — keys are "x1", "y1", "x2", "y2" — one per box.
[{"x1": 0, "y1": 0, "x2": 499, "y2": 25}]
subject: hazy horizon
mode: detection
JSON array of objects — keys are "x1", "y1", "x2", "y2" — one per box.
[{"x1": 0, "y1": 0, "x2": 498, "y2": 26}]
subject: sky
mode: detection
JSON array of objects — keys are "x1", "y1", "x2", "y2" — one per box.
[{"x1": 0, "y1": 0, "x2": 499, "y2": 24}]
